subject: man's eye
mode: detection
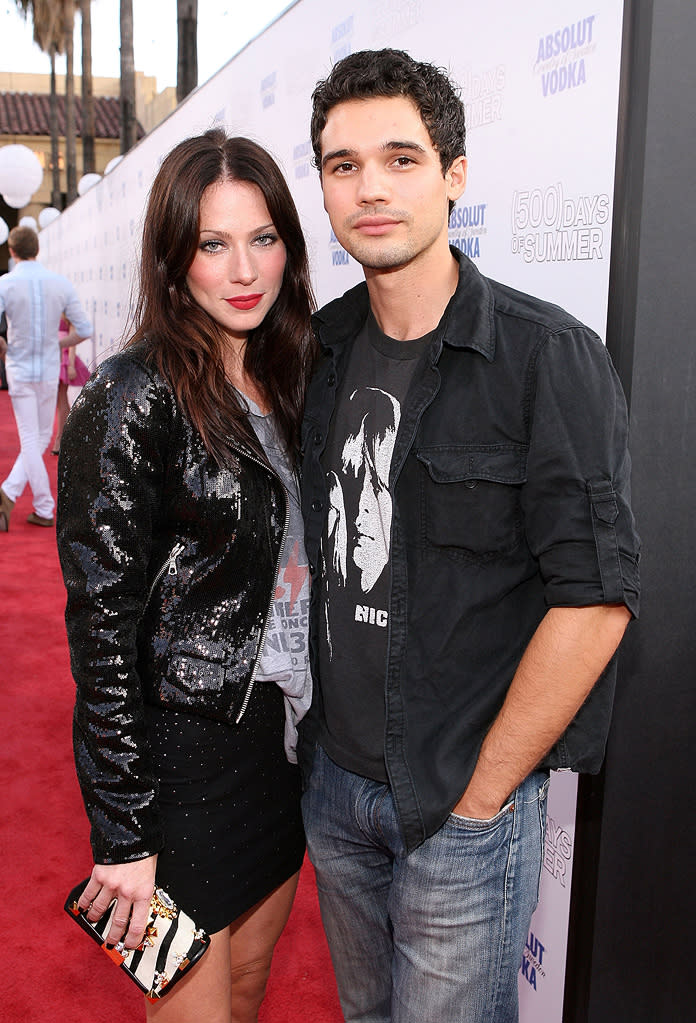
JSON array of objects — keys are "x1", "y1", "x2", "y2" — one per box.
[{"x1": 394, "y1": 156, "x2": 414, "y2": 167}]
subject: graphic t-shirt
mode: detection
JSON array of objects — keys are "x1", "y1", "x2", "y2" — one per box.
[
  {"x1": 245, "y1": 396, "x2": 312, "y2": 764},
  {"x1": 318, "y1": 312, "x2": 432, "y2": 781}
]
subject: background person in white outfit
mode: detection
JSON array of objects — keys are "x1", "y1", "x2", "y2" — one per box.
[{"x1": 0, "y1": 226, "x2": 92, "y2": 530}]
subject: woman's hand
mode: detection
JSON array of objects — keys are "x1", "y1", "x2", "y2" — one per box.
[{"x1": 78, "y1": 854, "x2": 158, "y2": 949}]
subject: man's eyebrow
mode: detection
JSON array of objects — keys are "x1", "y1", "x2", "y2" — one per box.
[
  {"x1": 321, "y1": 148, "x2": 357, "y2": 170},
  {"x1": 383, "y1": 140, "x2": 427, "y2": 155},
  {"x1": 321, "y1": 140, "x2": 427, "y2": 170}
]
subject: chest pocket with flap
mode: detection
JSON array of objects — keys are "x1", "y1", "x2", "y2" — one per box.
[{"x1": 415, "y1": 445, "x2": 527, "y2": 560}]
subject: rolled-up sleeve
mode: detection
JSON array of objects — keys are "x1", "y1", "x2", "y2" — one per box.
[{"x1": 522, "y1": 327, "x2": 640, "y2": 617}]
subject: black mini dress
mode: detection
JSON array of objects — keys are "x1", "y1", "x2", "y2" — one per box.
[{"x1": 144, "y1": 678, "x2": 305, "y2": 934}]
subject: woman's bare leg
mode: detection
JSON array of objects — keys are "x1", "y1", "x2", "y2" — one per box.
[
  {"x1": 52, "y1": 383, "x2": 69, "y2": 452},
  {"x1": 145, "y1": 924, "x2": 232, "y2": 1023},
  {"x1": 144, "y1": 870, "x2": 300, "y2": 1023},
  {"x1": 228, "y1": 871, "x2": 300, "y2": 1022}
]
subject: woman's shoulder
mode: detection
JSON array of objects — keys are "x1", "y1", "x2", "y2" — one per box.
[
  {"x1": 74, "y1": 341, "x2": 176, "y2": 426},
  {"x1": 90, "y1": 340, "x2": 169, "y2": 391}
]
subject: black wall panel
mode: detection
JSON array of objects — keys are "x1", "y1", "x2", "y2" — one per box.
[{"x1": 568, "y1": 0, "x2": 696, "y2": 1019}]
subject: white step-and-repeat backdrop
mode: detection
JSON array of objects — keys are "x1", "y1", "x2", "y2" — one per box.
[{"x1": 40, "y1": 1, "x2": 625, "y2": 1017}]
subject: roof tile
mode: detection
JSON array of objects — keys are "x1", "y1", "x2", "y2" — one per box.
[{"x1": 0, "y1": 92, "x2": 145, "y2": 139}]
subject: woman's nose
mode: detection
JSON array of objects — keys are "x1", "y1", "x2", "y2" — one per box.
[{"x1": 229, "y1": 248, "x2": 257, "y2": 285}]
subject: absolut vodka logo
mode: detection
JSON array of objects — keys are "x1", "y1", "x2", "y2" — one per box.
[
  {"x1": 535, "y1": 14, "x2": 597, "y2": 97},
  {"x1": 293, "y1": 140, "x2": 312, "y2": 181},
  {"x1": 449, "y1": 201, "x2": 488, "y2": 260},
  {"x1": 520, "y1": 930, "x2": 548, "y2": 992},
  {"x1": 328, "y1": 229, "x2": 351, "y2": 268},
  {"x1": 260, "y1": 70, "x2": 277, "y2": 110},
  {"x1": 331, "y1": 15, "x2": 354, "y2": 62}
]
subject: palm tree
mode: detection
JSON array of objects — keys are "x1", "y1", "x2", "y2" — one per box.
[
  {"x1": 15, "y1": 0, "x2": 64, "y2": 207},
  {"x1": 120, "y1": 0, "x2": 137, "y2": 153},
  {"x1": 80, "y1": 0, "x2": 95, "y2": 174},
  {"x1": 63, "y1": 0, "x2": 78, "y2": 203},
  {"x1": 177, "y1": 0, "x2": 198, "y2": 103}
]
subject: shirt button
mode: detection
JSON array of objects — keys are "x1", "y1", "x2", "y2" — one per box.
[
  {"x1": 309, "y1": 562, "x2": 316, "y2": 575},
  {"x1": 314, "y1": 431, "x2": 323, "y2": 445},
  {"x1": 312, "y1": 499, "x2": 323, "y2": 512},
  {"x1": 464, "y1": 479, "x2": 477, "y2": 489},
  {"x1": 327, "y1": 372, "x2": 336, "y2": 387}
]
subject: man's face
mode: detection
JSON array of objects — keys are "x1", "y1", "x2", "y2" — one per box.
[{"x1": 319, "y1": 96, "x2": 466, "y2": 272}]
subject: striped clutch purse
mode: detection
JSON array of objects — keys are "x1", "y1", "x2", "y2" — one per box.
[{"x1": 65, "y1": 879, "x2": 210, "y2": 1001}]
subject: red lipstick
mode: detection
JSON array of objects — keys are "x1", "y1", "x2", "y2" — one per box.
[{"x1": 226, "y1": 294, "x2": 262, "y2": 310}]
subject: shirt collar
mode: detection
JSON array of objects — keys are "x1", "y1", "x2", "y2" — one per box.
[
  {"x1": 312, "y1": 249, "x2": 496, "y2": 362},
  {"x1": 440, "y1": 248, "x2": 496, "y2": 361},
  {"x1": 12, "y1": 259, "x2": 42, "y2": 275}
]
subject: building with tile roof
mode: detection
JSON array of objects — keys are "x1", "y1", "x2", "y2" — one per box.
[
  {"x1": 0, "y1": 91, "x2": 126, "y2": 140},
  {"x1": 0, "y1": 71, "x2": 175, "y2": 268}
]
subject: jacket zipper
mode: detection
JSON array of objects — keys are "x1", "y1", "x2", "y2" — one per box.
[
  {"x1": 145, "y1": 541, "x2": 185, "y2": 607},
  {"x1": 233, "y1": 451, "x2": 290, "y2": 724},
  {"x1": 141, "y1": 452, "x2": 288, "y2": 725}
]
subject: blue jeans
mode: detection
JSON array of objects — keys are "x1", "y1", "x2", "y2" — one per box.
[{"x1": 302, "y1": 746, "x2": 549, "y2": 1023}]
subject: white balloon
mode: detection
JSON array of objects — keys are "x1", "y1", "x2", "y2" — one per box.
[
  {"x1": 104, "y1": 155, "x2": 124, "y2": 174},
  {"x1": 38, "y1": 206, "x2": 61, "y2": 228},
  {"x1": 2, "y1": 192, "x2": 32, "y2": 209},
  {"x1": 0, "y1": 217, "x2": 8, "y2": 246},
  {"x1": 0, "y1": 144, "x2": 43, "y2": 198},
  {"x1": 77, "y1": 172, "x2": 102, "y2": 195},
  {"x1": 19, "y1": 215, "x2": 38, "y2": 231}
]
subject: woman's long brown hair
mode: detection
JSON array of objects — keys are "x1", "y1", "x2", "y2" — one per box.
[{"x1": 127, "y1": 129, "x2": 316, "y2": 465}]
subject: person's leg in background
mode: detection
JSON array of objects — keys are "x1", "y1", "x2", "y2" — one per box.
[
  {"x1": 2, "y1": 374, "x2": 58, "y2": 522},
  {"x1": 52, "y1": 380, "x2": 70, "y2": 454}
]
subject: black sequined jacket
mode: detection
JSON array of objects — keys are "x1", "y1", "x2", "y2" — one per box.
[{"x1": 57, "y1": 344, "x2": 287, "y2": 864}]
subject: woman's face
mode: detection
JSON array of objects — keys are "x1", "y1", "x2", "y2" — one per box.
[{"x1": 186, "y1": 178, "x2": 287, "y2": 346}]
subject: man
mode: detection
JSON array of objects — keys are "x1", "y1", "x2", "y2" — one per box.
[
  {"x1": 300, "y1": 49, "x2": 640, "y2": 1023},
  {"x1": 0, "y1": 226, "x2": 92, "y2": 530}
]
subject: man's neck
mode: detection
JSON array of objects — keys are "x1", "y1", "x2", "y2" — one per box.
[{"x1": 363, "y1": 246, "x2": 459, "y2": 341}]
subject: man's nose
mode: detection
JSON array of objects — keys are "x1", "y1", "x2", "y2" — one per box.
[{"x1": 357, "y1": 162, "x2": 390, "y2": 205}]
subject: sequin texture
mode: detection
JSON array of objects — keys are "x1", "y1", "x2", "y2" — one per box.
[{"x1": 57, "y1": 343, "x2": 287, "y2": 864}]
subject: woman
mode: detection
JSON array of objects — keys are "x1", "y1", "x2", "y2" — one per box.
[
  {"x1": 57, "y1": 129, "x2": 316, "y2": 1022},
  {"x1": 51, "y1": 317, "x2": 91, "y2": 454}
]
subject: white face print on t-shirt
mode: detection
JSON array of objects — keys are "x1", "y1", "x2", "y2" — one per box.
[{"x1": 326, "y1": 386, "x2": 400, "y2": 595}]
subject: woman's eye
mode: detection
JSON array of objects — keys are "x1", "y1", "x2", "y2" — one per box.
[
  {"x1": 201, "y1": 239, "x2": 223, "y2": 253},
  {"x1": 254, "y1": 233, "x2": 278, "y2": 247}
]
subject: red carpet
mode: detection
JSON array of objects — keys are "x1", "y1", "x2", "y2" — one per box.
[{"x1": 0, "y1": 388, "x2": 342, "y2": 1022}]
